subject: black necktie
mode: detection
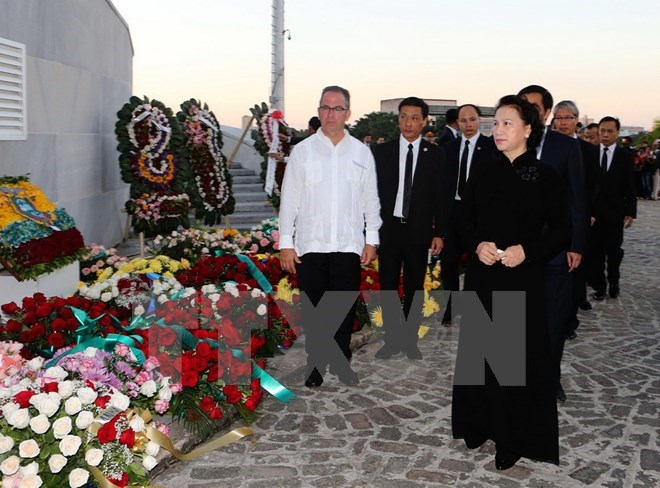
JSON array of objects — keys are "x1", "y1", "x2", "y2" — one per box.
[
  {"x1": 601, "y1": 147, "x2": 608, "y2": 177},
  {"x1": 402, "y1": 143, "x2": 413, "y2": 218},
  {"x1": 458, "y1": 139, "x2": 470, "y2": 198}
]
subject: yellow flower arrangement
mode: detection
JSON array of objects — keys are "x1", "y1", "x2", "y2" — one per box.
[
  {"x1": 0, "y1": 181, "x2": 57, "y2": 230},
  {"x1": 117, "y1": 255, "x2": 190, "y2": 276},
  {"x1": 274, "y1": 277, "x2": 298, "y2": 304},
  {"x1": 370, "y1": 306, "x2": 383, "y2": 327}
]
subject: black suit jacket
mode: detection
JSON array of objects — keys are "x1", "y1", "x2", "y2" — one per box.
[
  {"x1": 539, "y1": 129, "x2": 587, "y2": 257},
  {"x1": 445, "y1": 134, "x2": 496, "y2": 203},
  {"x1": 436, "y1": 127, "x2": 456, "y2": 147},
  {"x1": 578, "y1": 138, "x2": 601, "y2": 212},
  {"x1": 374, "y1": 139, "x2": 450, "y2": 245},
  {"x1": 592, "y1": 145, "x2": 636, "y2": 221}
]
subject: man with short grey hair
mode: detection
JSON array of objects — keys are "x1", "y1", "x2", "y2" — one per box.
[
  {"x1": 279, "y1": 85, "x2": 382, "y2": 388},
  {"x1": 552, "y1": 100, "x2": 600, "y2": 336}
]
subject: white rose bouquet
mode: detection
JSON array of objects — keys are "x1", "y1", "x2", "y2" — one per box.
[{"x1": 0, "y1": 344, "x2": 177, "y2": 487}]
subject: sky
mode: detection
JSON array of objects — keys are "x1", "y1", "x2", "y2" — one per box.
[{"x1": 111, "y1": 0, "x2": 660, "y2": 131}]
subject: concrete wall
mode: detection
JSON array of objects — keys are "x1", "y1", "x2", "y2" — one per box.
[
  {"x1": 0, "y1": 0, "x2": 132, "y2": 246},
  {"x1": 221, "y1": 125, "x2": 265, "y2": 175}
]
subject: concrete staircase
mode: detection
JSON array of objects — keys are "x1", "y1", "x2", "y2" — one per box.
[{"x1": 227, "y1": 162, "x2": 275, "y2": 231}]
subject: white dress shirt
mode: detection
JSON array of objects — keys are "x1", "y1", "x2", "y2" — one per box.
[
  {"x1": 600, "y1": 143, "x2": 615, "y2": 171},
  {"x1": 394, "y1": 135, "x2": 421, "y2": 218},
  {"x1": 279, "y1": 129, "x2": 382, "y2": 256}
]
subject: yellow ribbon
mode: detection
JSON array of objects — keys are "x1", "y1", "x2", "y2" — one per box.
[
  {"x1": 87, "y1": 408, "x2": 253, "y2": 486},
  {"x1": 145, "y1": 425, "x2": 254, "y2": 460}
]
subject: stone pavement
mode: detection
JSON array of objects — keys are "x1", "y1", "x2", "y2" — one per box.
[{"x1": 149, "y1": 201, "x2": 660, "y2": 488}]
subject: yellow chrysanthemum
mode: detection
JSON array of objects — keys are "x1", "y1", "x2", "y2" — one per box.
[
  {"x1": 365, "y1": 276, "x2": 374, "y2": 284},
  {"x1": 163, "y1": 271, "x2": 174, "y2": 279},
  {"x1": 274, "y1": 277, "x2": 298, "y2": 304},
  {"x1": 97, "y1": 267, "x2": 114, "y2": 282},
  {"x1": 223, "y1": 228, "x2": 239, "y2": 238},
  {"x1": 180, "y1": 258, "x2": 191, "y2": 269},
  {"x1": 422, "y1": 294, "x2": 440, "y2": 318},
  {"x1": 418, "y1": 324, "x2": 429, "y2": 339},
  {"x1": 370, "y1": 306, "x2": 383, "y2": 327},
  {"x1": 149, "y1": 260, "x2": 163, "y2": 273}
]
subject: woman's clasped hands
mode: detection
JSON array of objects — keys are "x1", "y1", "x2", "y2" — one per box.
[{"x1": 476, "y1": 241, "x2": 526, "y2": 268}]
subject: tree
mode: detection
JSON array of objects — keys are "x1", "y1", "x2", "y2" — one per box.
[{"x1": 349, "y1": 112, "x2": 399, "y2": 141}]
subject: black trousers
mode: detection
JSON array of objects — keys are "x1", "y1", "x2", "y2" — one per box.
[
  {"x1": 378, "y1": 222, "x2": 429, "y2": 347},
  {"x1": 589, "y1": 218, "x2": 624, "y2": 293},
  {"x1": 296, "y1": 252, "x2": 361, "y2": 371},
  {"x1": 439, "y1": 201, "x2": 463, "y2": 320},
  {"x1": 545, "y1": 263, "x2": 573, "y2": 388}
]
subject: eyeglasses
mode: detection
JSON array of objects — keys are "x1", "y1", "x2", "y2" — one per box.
[
  {"x1": 554, "y1": 116, "x2": 576, "y2": 121},
  {"x1": 319, "y1": 105, "x2": 348, "y2": 113}
]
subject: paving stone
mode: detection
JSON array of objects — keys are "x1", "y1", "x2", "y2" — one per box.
[
  {"x1": 569, "y1": 461, "x2": 610, "y2": 484},
  {"x1": 369, "y1": 440, "x2": 419, "y2": 455},
  {"x1": 364, "y1": 406, "x2": 398, "y2": 425},
  {"x1": 640, "y1": 449, "x2": 660, "y2": 472},
  {"x1": 344, "y1": 412, "x2": 373, "y2": 430},
  {"x1": 151, "y1": 201, "x2": 660, "y2": 488}
]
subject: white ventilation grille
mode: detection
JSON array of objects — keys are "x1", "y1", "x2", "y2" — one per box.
[{"x1": 0, "y1": 37, "x2": 26, "y2": 140}]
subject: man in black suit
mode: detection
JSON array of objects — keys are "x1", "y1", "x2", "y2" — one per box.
[
  {"x1": 552, "y1": 100, "x2": 601, "y2": 336},
  {"x1": 373, "y1": 97, "x2": 450, "y2": 360},
  {"x1": 589, "y1": 116, "x2": 636, "y2": 301},
  {"x1": 440, "y1": 103, "x2": 495, "y2": 324},
  {"x1": 436, "y1": 108, "x2": 460, "y2": 146},
  {"x1": 518, "y1": 85, "x2": 587, "y2": 402}
]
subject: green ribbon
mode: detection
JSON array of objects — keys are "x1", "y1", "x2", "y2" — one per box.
[
  {"x1": 110, "y1": 308, "x2": 296, "y2": 403},
  {"x1": 213, "y1": 251, "x2": 273, "y2": 294},
  {"x1": 45, "y1": 333, "x2": 145, "y2": 368}
]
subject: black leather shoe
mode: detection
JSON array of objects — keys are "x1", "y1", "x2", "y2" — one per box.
[
  {"x1": 336, "y1": 366, "x2": 359, "y2": 385},
  {"x1": 304, "y1": 368, "x2": 323, "y2": 388},
  {"x1": 375, "y1": 343, "x2": 400, "y2": 360},
  {"x1": 591, "y1": 291, "x2": 605, "y2": 301},
  {"x1": 566, "y1": 330, "x2": 577, "y2": 340},
  {"x1": 403, "y1": 344, "x2": 423, "y2": 360},
  {"x1": 578, "y1": 300, "x2": 592, "y2": 311},
  {"x1": 495, "y1": 454, "x2": 521, "y2": 471},
  {"x1": 556, "y1": 384, "x2": 566, "y2": 402},
  {"x1": 609, "y1": 284, "x2": 620, "y2": 298}
]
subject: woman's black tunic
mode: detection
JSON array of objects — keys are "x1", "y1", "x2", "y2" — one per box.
[{"x1": 452, "y1": 149, "x2": 570, "y2": 465}]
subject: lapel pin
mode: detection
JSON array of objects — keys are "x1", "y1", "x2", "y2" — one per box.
[{"x1": 423, "y1": 147, "x2": 428, "y2": 152}]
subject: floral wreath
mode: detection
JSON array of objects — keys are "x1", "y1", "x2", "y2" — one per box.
[
  {"x1": 177, "y1": 99, "x2": 235, "y2": 225},
  {"x1": 250, "y1": 103, "x2": 291, "y2": 210},
  {"x1": 116, "y1": 96, "x2": 191, "y2": 236}
]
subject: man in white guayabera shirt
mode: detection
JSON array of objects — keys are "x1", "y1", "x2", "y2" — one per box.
[{"x1": 279, "y1": 85, "x2": 382, "y2": 389}]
